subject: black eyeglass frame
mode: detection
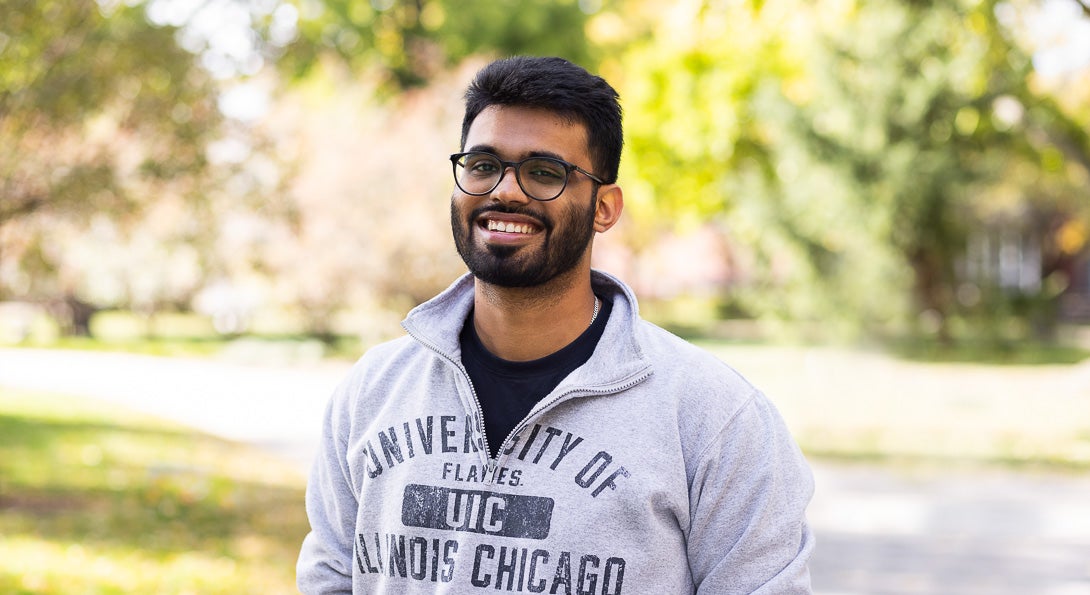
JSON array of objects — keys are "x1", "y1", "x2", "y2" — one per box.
[{"x1": 449, "y1": 151, "x2": 608, "y2": 202}]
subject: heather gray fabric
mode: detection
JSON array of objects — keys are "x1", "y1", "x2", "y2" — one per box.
[{"x1": 298, "y1": 270, "x2": 814, "y2": 594}]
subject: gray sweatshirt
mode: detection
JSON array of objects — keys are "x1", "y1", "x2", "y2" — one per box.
[{"x1": 298, "y1": 271, "x2": 814, "y2": 594}]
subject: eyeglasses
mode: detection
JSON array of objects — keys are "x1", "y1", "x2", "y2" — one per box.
[{"x1": 450, "y1": 151, "x2": 606, "y2": 202}]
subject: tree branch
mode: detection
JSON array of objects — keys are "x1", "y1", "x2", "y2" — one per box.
[{"x1": 0, "y1": 196, "x2": 46, "y2": 226}]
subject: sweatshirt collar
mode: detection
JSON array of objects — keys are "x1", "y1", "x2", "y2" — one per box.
[{"x1": 402, "y1": 270, "x2": 652, "y2": 392}]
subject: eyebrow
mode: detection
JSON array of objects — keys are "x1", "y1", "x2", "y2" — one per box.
[{"x1": 465, "y1": 144, "x2": 570, "y2": 163}]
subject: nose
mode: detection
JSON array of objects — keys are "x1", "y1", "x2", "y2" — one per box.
[{"x1": 491, "y1": 165, "x2": 531, "y2": 204}]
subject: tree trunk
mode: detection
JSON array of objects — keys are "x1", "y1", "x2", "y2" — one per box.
[
  {"x1": 909, "y1": 248, "x2": 953, "y2": 345},
  {"x1": 50, "y1": 294, "x2": 98, "y2": 337}
]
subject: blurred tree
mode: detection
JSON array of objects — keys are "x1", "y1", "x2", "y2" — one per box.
[
  {"x1": 237, "y1": 62, "x2": 472, "y2": 342},
  {"x1": 0, "y1": 0, "x2": 603, "y2": 341},
  {"x1": 7, "y1": 0, "x2": 1084, "y2": 347},
  {"x1": 0, "y1": 0, "x2": 223, "y2": 334},
  {"x1": 614, "y1": 0, "x2": 1090, "y2": 342},
  {"x1": 277, "y1": 0, "x2": 599, "y2": 88}
]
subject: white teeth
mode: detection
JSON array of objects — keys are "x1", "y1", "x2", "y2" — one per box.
[{"x1": 488, "y1": 220, "x2": 532, "y2": 234}]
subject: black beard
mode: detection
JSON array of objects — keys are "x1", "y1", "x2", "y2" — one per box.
[{"x1": 451, "y1": 196, "x2": 597, "y2": 288}]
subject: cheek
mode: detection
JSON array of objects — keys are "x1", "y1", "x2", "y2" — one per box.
[
  {"x1": 449, "y1": 199, "x2": 467, "y2": 236},
  {"x1": 450, "y1": 196, "x2": 471, "y2": 224}
]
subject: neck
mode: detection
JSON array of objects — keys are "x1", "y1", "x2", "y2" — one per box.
[{"x1": 472, "y1": 268, "x2": 598, "y2": 362}]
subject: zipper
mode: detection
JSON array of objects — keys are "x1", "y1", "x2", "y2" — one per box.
[
  {"x1": 402, "y1": 325, "x2": 496, "y2": 474},
  {"x1": 405, "y1": 323, "x2": 652, "y2": 486}
]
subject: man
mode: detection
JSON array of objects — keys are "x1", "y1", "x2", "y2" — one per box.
[{"x1": 298, "y1": 56, "x2": 814, "y2": 594}]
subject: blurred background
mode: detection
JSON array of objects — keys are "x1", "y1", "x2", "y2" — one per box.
[{"x1": 1, "y1": 0, "x2": 1089, "y2": 593}]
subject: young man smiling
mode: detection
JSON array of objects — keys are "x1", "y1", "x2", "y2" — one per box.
[{"x1": 298, "y1": 56, "x2": 815, "y2": 594}]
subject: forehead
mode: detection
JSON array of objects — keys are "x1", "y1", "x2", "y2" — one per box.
[{"x1": 464, "y1": 105, "x2": 590, "y2": 162}]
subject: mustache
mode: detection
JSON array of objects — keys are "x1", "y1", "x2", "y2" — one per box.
[{"x1": 469, "y1": 204, "x2": 552, "y2": 231}]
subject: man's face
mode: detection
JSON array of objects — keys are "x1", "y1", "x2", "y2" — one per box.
[{"x1": 451, "y1": 105, "x2": 598, "y2": 288}]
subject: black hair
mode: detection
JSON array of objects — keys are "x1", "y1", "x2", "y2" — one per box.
[{"x1": 460, "y1": 56, "x2": 623, "y2": 184}]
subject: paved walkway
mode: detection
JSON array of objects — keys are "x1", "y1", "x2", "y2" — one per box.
[
  {"x1": 0, "y1": 347, "x2": 347, "y2": 470},
  {"x1": 807, "y1": 463, "x2": 1090, "y2": 595},
  {"x1": 2, "y1": 347, "x2": 1089, "y2": 594}
]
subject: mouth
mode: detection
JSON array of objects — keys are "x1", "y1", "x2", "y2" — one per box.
[
  {"x1": 475, "y1": 211, "x2": 546, "y2": 238},
  {"x1": 484, "y1": 219, "x2": 537, "y2": 234}
]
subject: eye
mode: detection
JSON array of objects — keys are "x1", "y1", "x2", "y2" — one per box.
[
  {"x1": 464, "y1": 154, "x2": 501, "y2": 176},
  {"x1": 523, "y1": 159, "x2": 566, "y2": 182}
]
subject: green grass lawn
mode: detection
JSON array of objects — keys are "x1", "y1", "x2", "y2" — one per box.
[
  {"x1": 699, "y1": 341, "x2": 1090, "y2": 470},
  {"x1": 0, "y1": 388, "x2": 309, "y2": 594}
]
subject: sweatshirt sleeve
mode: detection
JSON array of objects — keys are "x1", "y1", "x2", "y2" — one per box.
[
  {"x1": 687, "y1": 391, "x2": 815, "y2": 594},
  {"x1": 297, "y1": 385, "x2": 358, "y2": 594}
]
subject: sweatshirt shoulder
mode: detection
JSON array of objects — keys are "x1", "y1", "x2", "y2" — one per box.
[
  {"x1": 631, "y1": 319, "x2": 770, "y2": 429},
  {"x1": 631, "y1": 320, "x2": 806, "y2": 484},
  {"x1": 346, "y1": 334, "x2": 418, "y2": 372},
  {"x1": 360, "y1": 333, "x2": 419, "y2": 361}
]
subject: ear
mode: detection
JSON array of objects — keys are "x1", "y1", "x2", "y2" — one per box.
[{"x1": 593, "y1": 184, "x2": 624, "y2": 233}]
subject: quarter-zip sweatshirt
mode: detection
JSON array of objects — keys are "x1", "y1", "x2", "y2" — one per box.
[{"x1": 298, "y1": 270, "x2": 815, "y2": 594}]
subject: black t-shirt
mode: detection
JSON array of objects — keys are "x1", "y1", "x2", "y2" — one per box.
[{"x1": 459, "y1": 296, "x2": 612, "y2": 458}]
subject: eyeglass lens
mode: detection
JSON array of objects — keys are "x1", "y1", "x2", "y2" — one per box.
[{"x1": 454, "y1": 153, "x2": 569, "y2": 201}]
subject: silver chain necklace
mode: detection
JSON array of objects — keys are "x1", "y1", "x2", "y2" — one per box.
[{"x1": 589, "y1": 296, "x2": 601, "y2": 325}]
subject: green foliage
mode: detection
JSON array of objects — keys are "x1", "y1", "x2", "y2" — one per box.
[
  {"x1": 773, "y1": 0, "x2": 1089, "y2": 340},
  {"x1": 616, "y1": 0, "x2": 1090, "y2": 342},
  {"x1": 614, "y1": 5, "x2": 759, "y2": 223},
  {"x1": 0, "y1": 0, "x2": 224, "y2": 320},
  {"x1": 0, "y1": 0, "x2": 219, "y2": 224},
  {"x1": 0, "y1": 388, "x2": 307, "y2": 593},
  {"x1": 280, "y1": 0, "x2": 598, "y2": 88}
]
